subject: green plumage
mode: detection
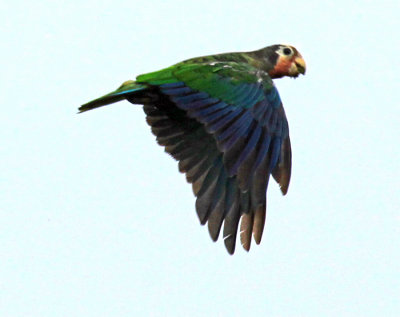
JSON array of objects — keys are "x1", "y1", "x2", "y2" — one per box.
[
  {"x1": 80, "y1": 50, "x2": 275, "y2": 113},
  {"x1": 79, "y1": 81, "x2": 147, "y2": 112},
  {"x1": 79, "y1": 44, "x2": 306, "y2": 254}
]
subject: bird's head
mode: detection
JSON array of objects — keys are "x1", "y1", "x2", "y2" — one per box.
[
  {"x1": 252, "y1": 44, "x2": 306, "y2": 79},
  {"x1": 268, "y1": 44, "x2": 306, "y2": 79}
]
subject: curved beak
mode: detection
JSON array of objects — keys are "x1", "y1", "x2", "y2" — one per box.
[{"x1": 294, "y1": 56, "x2": 306, "y2": 75}]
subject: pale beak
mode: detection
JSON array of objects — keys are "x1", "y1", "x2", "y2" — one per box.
[{"x1": 294, "y1": 57, "x2": 306, "y2": 75}]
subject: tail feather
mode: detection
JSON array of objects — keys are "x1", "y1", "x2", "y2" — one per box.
[{"x1": 78, "y1": 80, "x2": 147, "y2": 113}]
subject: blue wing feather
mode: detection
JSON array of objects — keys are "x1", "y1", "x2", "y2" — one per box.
[{"x1": 148, "y1": 65, "x2": 291, "y2": 253}]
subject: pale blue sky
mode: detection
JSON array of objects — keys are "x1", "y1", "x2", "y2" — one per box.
[{"x1": 1, "y1": 1, "x2": 399, "y2": 316}]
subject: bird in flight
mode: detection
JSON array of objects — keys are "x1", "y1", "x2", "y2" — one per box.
[{"x1": 79, "y1": 44, "x2": 306, "y2": 254}]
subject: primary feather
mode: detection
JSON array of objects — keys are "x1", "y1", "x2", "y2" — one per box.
[{"x1": 79, "y1": 44, "x2": 306, "y2": 254}]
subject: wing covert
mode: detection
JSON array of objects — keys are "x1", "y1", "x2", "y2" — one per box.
[{"x1": 138, "y1": 62, "x2": 291, "y2": 253}]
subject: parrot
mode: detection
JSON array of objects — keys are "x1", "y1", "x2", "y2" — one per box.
[{"x1": 79, "y1": 44, "x2": 306, "y2": 254}]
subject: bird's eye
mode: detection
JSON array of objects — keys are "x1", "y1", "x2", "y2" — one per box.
[{"x1": 283, "y1": 47, "x2": 292, "y2": 56}]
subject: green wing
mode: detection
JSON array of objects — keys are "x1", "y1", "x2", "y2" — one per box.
[{"x1": 136, "y1": 61, "x2": 291, "y2": 253}]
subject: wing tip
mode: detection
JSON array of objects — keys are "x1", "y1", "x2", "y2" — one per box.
[
  {"x1": 240, "y1": 213, "x2": 253, "y2": 251},
  {"x1": 253, "y1": 205, "x2": 266, "y2": 244},
  {"x1": 280, "y1": 183, "x2": 289, "y2": 195}
]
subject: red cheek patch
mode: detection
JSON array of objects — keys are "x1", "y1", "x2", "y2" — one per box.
[{"x1": 269, "y1": 56, "x2": 293, "y2": 78}]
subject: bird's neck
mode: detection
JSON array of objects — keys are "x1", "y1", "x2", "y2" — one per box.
[
  {"x1": 245, "y1": 49, "x2": 276, "y2": 74},
  {"x1": 183, "y1": 51, "x2": 275, "y2": 74}
]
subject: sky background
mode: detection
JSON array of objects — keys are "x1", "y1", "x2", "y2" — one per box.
[{"x1": 1, "y1": 0, "x2": 399, "y2": 316}]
